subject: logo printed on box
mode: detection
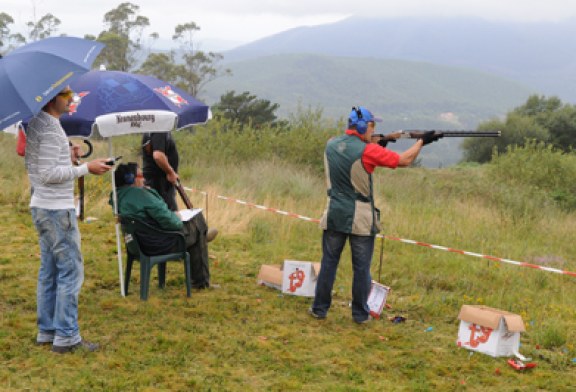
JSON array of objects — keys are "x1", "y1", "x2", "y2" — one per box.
[
  {"x1": 467, "y1": 324, "x2": 493, "y2": 348},
  {"x1": 456, "y1": 305, "x2": 525, "y2": 357},
  {"x1": 288, "y1": 268, "x2": 305, "y2": 292},
  {"x1": 281, "y1": 260, "x2": 320, "y2": 297}
]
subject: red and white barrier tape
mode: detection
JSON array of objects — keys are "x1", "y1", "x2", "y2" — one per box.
[
  {"x1": 183, "y1": 186, "x2": 576, "y2": 277},
  {"x1": 383, "y1": 236, "x2": 576, "y2": 277},
  {"x1": 217, "y1": 195, "x2": 321, "y2": 223}
]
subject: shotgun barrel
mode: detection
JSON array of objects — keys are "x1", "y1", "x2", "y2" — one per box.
[
  {"x1": 399, "y1": 130, "x2": 501, "y2": 138},
  {"x1": 372, "y1": 130, "x2": 500, "y2": 143}
]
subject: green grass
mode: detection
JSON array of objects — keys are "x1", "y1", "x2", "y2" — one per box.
[{"x1": 1, "y1": 129, "x2": 575, "y2": 390}]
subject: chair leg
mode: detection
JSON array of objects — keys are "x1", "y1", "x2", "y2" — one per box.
[
  {"x1": 140, "y1": 259, "x2": 151, "y2": 301},
  {"x1": 158, "y1": 262, "x2": 167, "y2": 289},
  {"x1": 125, "y1": 255, "x2": 134, "y2": 296},
  {"x1": 184, "y1": 253, "x2": 192, "y2": 297}
]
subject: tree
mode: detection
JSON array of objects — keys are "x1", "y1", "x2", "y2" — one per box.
[
  {"x1": 171, "y1": 22, "x2": 230, "y2": 97},
  {"x1": 212, "y1": 91, "x2": 281, "y2": 129},
  {"x1": 542, "y1": 106, "x2": 576, "y2": 151},
  {"x1": 462, "y1": 114, "x2": 549, "y2": 163},
  {"x1": 94, "y1": 2, "x2": 152, "y2": 71},
  {"x1": 26, "y1": 13, "x2": 61, "y2": 41},
  {"x1": 138, "y1": 21, "x2": 230, "y2": 98},
  {"x1": 0, "y1": 12, "x2": 25, "y2": 54},
  {"x1": 513, "y1": 95, "x2": 563, "y2": 117},
  {"x1": 138, "y1": 52, "x2": 178, "y2": 83},
  {"x1": 462, "y1": 94, "x2": 575, "y2": 163},
  {"x1": 512, "y1": 95, "x2": 576, "y2": 151}
]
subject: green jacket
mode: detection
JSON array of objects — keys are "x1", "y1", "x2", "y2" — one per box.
[
  {"x1": 110, "y1": 186, "x2": 183, "y2": 231},
  {"x1": 319, "y1": 134, "x2": 380, "y2": 236}
]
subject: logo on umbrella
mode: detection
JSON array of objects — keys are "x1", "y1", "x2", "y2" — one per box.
[
  {"x1": 154, "y1": 86, "x2": 189, "y2": 108},
  {"x1": 67, "y1": 91, "x2": 90, "y2": 115}
]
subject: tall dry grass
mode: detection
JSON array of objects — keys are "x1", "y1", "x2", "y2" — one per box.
[{"x1": 1, "y1": 124, "x2": 576, "y2": 390}]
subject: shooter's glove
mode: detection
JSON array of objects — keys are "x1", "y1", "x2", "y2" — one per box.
[{"x1": 420, "y1": 131, "x2": 442, "y2": 146}]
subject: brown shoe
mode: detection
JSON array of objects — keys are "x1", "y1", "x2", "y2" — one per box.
[
  {"x1": 52, "y1": 339, "x2": 99, "y2": 354},
  {"x1": 206, "y1": 228, "x2": 218, "y2": 242}
]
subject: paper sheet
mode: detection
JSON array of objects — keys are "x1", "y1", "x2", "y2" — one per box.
[{"x1": 179, "y1": 208, "x2": 202, "y2": 222}]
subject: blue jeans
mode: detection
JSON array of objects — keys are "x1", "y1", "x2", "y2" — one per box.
[
  {"x1": 31, "y1": 208, "x2": 84, "y2": 346},
  {"x1": 312, "y1": 230, "x2": 375, "y2": 322}
]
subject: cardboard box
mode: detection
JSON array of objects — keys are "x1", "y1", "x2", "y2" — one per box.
[
  {"x1": 456, "y1": 305, "x2": 525, "y2": 357},
  {"x1": 281, "y1": 260, "x2": 321, "y2": 297},
  {"x1": 257, "y1": 264, "x2": 283, "y2": 290},
  {"x1": 367, "y1": 281, "x2": 391, "y2": 319}
]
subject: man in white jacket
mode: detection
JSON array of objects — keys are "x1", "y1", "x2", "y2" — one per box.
[{"x1": 25, "y1": 86, "x2": 111, "y2": 353}]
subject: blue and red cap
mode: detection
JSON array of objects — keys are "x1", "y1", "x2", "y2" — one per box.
[{"x1": 348, "y1": 106, "x2": 382, "y2": 134}]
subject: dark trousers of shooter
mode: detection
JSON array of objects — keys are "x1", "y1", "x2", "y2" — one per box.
[{"x1": 146, "y1": 175, "x2": 178, "y2": 211}]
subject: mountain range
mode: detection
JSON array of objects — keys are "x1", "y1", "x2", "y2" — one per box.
[
  {"x1": 221, "y1": 16, "x2": 576, "y2": 103},
  {"x1": 201, "y1": 16, "x2": 576, "y2": 166}
]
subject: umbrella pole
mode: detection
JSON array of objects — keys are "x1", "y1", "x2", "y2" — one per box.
[{"x1": 109, "y1": 139, "x2": 125, "y2": 297}]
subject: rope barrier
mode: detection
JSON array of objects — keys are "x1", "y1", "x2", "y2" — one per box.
[{"x1": 183, "y1": 186, "x2": 576, "y2": 277}]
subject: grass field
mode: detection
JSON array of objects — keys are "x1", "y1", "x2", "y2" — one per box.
[{"x1": 1, "y1": 130, "x2": 575, "y2": 391}]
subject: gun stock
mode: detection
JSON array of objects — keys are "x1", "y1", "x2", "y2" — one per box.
[{"x1": 175, "y1": 180, "x2": 193, "y2": 209}]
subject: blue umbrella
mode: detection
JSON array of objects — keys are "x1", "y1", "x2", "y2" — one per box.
[
  {"x1": 60, "y1": 70, "x2": 210, "y2": 137},
  {"x1": 0, "y1": 37, "x2": 104, "y2": 129}
]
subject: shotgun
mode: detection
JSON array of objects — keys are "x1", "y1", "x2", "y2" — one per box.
[
  {"x1": 175, "y1": 180, "x2": 193, "y2": 209},
  {"x1": 372, "y1": 130, "x2": 500, "y2": 144}
]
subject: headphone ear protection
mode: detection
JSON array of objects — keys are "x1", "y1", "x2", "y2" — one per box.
[
  {"x1": 124, "y1": 172, "x2": 135, "y2": 185},
  {"x1": 353, "y1": 106, "x2": 368, "y2": 134}
]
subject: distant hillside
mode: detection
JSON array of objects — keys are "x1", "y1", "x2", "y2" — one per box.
[
  {"x1": 203, "y1": 53, "x2": 532, "y2": 167},
  {"x1": 223, "y1": 16, "x2": 576, "y2": 103},
  {"x1": 204, "y1": 53, "x2": 531, "y2": 129}
]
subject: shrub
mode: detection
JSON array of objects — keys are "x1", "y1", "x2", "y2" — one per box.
[{"x1": 488, "y1": 141, "x2": 576, "y2": 211}]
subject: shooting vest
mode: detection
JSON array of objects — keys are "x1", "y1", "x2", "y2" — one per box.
[{"x1": 320, "y1": 134, "x2": 381, "y2": 236}]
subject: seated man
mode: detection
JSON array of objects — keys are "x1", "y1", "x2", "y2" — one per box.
[{"x1": 111, "y1": 162, "x2": 216, "y2": 289}]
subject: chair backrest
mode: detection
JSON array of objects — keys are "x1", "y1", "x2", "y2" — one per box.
[{"x1": 119, "y1": 215, "x2": 187, "y2": 258}]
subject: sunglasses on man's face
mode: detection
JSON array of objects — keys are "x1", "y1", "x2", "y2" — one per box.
[{"x1": 57, "y1": 90, "x2": 75, "y2": 100}]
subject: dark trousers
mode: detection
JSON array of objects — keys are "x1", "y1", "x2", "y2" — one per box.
[
  {"x1": 312, "y1": 230, "x2": 374, "y2": 322},
  {"x1": 145, "y1": 175, "x2": 177, "y2": 211},
  {"x1": 180, "y1": 213, "x2": 210, "y2": 288}
]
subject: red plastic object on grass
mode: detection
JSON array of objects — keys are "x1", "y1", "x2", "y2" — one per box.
[{"x1": 507, "y1": 358, "x2": 537, "y2": 371}]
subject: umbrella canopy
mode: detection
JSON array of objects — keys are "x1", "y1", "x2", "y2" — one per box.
[
  {"x1": 0, "y1": 37, "x2": 104, "y2": 129},
  {"x1": 62, "y1": 71, "x2": 211, "y2": 297},
  {"x1": 60, "y1": 70, "x2": 210, "y2": 137}
]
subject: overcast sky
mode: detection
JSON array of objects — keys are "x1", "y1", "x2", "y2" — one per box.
[{"x1": 3, "y1": 0, "x2": 576, "y2": 49}]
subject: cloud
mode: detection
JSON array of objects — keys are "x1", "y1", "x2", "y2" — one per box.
[
  {"x1": 141, "y1": 0, "x2": 576, "y2": 21},
  {"x1": 3, "y1": 0, "x2": 576, "y2": 47}
]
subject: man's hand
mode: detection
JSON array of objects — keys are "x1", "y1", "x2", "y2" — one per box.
[
  {"x1": 167, "y1": 171, "x2": 179, "y2": 185},
  {"x1": 377, "y1": 138, "x2": 392, "y2": 148},
  {"x1": 420, "y1": 131, "x2": 443, "y2": 145},
  {"x1": 372, "y1": 131, "x2": 402, "y2": 147},
  {"x1": 87, "y1": 158, "x2": 114, "y2": 175}
]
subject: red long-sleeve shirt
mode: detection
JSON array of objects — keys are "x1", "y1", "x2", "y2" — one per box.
[{"x1": 345, "y1": 129, "x2": 400, "y2": 173}]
